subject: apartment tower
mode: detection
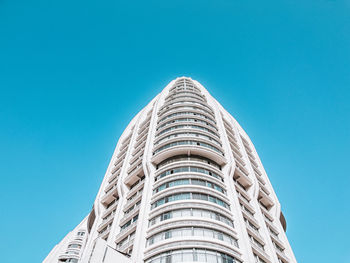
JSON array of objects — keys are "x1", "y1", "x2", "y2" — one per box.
[{"x1": 43, "y1": 77, "x2": 297, "y2": 263}]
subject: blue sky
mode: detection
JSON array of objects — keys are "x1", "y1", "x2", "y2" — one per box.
[{"x1": 0, "y1": 0, "x2": 349, "y2": 262}]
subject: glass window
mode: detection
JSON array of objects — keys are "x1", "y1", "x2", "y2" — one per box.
[
  {"x1": 182, "y1": 227, "x2": 192, "y2": 236},
  {"x1": 196, "y1": 250, "x2": 206, "y2": 261},
  {"x1": 207, "y1": 252, "x2": 217, "y2": 263},
  {"x1": 171, "y1": 229, "x2": 181, "y2": 238},
  {"x1": 194, "y1": 228, "x2": 203, "y2": 236},
  {"x1": 181, "y1": 209, "x2": 191, "y2": 217},
  {"x1": 192, "y1": 209, "x2": 202, "y2": 217},
  {"x1": 192, "y1": 179, "x2": 206, "y2": 186},
  {"x1": 172, "y1": 252, "x2": 182, "y2": 263},
  {"x1": 217, "y1": 232, "x2": 224, "y2": 241},
  {"x1": 162, "y1": 212, "x2": 171, "y2": 220},
  {"x1": 182, "y1": 250, "x2": 193, "y2": 261},
  {"x1": 164, "y1": 231, "x2": 171, "y2": 239},
  {"x1": 172, "y1": 210, "x2": 182, "y2": 218},
  {"x1": 204, "y1": 229, "x2": 214, "y2": 238}
]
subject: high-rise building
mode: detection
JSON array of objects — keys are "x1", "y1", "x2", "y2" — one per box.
[{"x1": 43, "y1": 77, "x2": 297, "y2": 263}]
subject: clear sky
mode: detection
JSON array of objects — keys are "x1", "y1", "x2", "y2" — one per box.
[{"x1": 0, "y1": 0, "x2": 349, "y2": 262}]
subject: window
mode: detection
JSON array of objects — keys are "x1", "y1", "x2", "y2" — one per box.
[{"x1": 145, "y1": 249, "x2": 240, "y2": 263}]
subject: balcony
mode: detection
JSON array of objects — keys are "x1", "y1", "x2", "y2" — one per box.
[
  {"x1": 117, "y1": 146, "x2": 128, "y2": 159},
  {"x1": 246, "y1": 149, "x2": 255, "y2": 160},
  {"x1": 259, "y1": 181, "x2": 270, "y2": 195},
  {"x1": 270, "y1": 233, "x2": 285, "y2": 250},
  {"x1": 127, "y1": 159, "x2": 143, "y2": 175},
  {"x1": 238, "y1": 194, "x2": 254, "y2": 213},
  {"x1": 249, "y1": 157, "x2": 259, "y2": 169},
  {"x1": 132, "y1": 140, "x2": 146, "y2": 155},
  {"x1": 253, "y1": 165, "x2": 262, "y2": 176},
  {"x1": 230, "y1": 142, "x2": 243, "y2": 157},
  {"x1": 58, "y1": 253, "x2": 79, "y2": 261},
  {"x1": 102, "y1": 200, "x2": 119, "y2": 218},
  {"x1": 98, "y1": 225, "x2": 111, "y2": 239},
  {"x1": 236, "y1": 161, "x2": 249, "y2": 175},
  {"x1": 104, "y1": 177, "x2": 118, "y2": 193},
  {"x1": 276, "y1": 248, "x2": 289, "y2": 263},
  {"x1": 116, "y1": 223, "x2": 138, "y2": 244},
  {"x1": 241, "y1": 208, "x2": 259, "y2": 227},
  {"x1": 233, "y1": 167, "x2": 253, "y2": 188},
  {"x1": 117, "y1": 237, "x2": 135, "y2": 252},
  {"x1": 256, "y1": 174, "x2": 266, "y2": 185},
  {"x1": 258, "y1": 189, "x2": 274, "y2": 209},
  {"x1": 108, "y1": 171, "x2": 120, "y2": 184},
  {"x1": 101, "y1": 185, "x2": 118, "y2": 206},
  {"x1": 97, "y1": 215, "x2": 115, "y2": 232},
  {"x1": 124, "y1": 191, "x2": 143, "y2": 211},
  {"x1": 152, "y1": 143, "x2": 226, "y2": 166},
  {"x1": 121, "y1": 132, "x2": 132, "y2": 145},
  {"x1": 129, "y1": 149, "x2": 144, "y2": 164},
  {"x1": 124, "y1": 169, "x2": 144, "y2": 188},
  {"x1": 251, "y1": 241, "x2": 271, "y2": 263},
  {"x1": 241, "y1": 137, "x2": 253, "y2": 153},
  {"x1": 235, "y1": 181, "x2": 248, "y2": 195},
  {"x1": 126, "y1": 180, "x2": 145, "y2": 199},
  {"x1": 120, "y1": 206, "x2": 140, "y2": 226},
  {"x1": 111, "y1": 159, "x2": 125, "y2": 174},
  {"x1": 232, "y1": 150, "x2": 245, "y2": 166},
  {"x1": 246, "y1": 224, "x2": 264, "y2": 245},
  {"x1": 260, "y1": 204, "x2": 274, "y2": 222},
  {"x1": 265, "y1": 219, "x2": 279, "y2": 235}
]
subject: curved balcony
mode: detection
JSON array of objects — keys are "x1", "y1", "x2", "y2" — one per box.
[
  {"x1": 157, "y1": 121, "x2": 218, "y2": 138},
  {"x1": 147, "y1": 217, "x2": 237, "y2": 238},
  {"x1": 67, "y1": 239, "x2": 83, "y2": 247},
  {"x1": 158, "y1": 113, "x2": 216, "y2": 130},
  {"x1": 150, "y1": 191, "x2": 230, "y2": 213},
  {"x1": 165, "y1": 90, "x2": 205, "y2": 101},
  {"x1": 153, "y1": 172, "x2": 226, "y2": 192},
  {"x1": 156, "y1": 125, "x2": 221, "y2": 142},
  {"x1": 152, "y1": 140, "x2": 226, "y2": 166},
  {"x1": 164, "y1": 94, "x2": 206, "y2": 105},
  {"x1": 58, "y1": 253, "x2": 79, "y2": 261},
  {"x1": 152, "y1": 185, "x2": 229, "y2": 203},
  {"x1": 145, "y1": 248, "x2": 242, "y2": 263},
  {"x1": 158, "y1": 102, "x2": 216, "y2": 119},
  {"x1": 156, "y1": 118, "x2": 219, "y2": 136},
  {"x1": 146, "y1": 226, "x2": 239, "y2": 252},
  {"x1": 155, "y1": 164, "x2": 224, "y2": 185},
  {"x1": 149, "y1": 205, "x2": 234, "y2": 230},
  {"x1": 144, "y1": 238, "x2": 243, "y2": 262},
  {"x1": 158, "y1": 106, "x2": 216, "y2": 122},
  {"x1": 155, "y1": 131, "x2": 222, "y2": 148},
  {"x1": 156, "y1": 154, "x2": 222, "y2": 170},
  {"x1": 149, "y1": 201, "x2": 233, "y2": 223},
  {"x1": 153, "y1": 177, "x2": 226, "y2": 199},
  {"x1": 160, "y1": 98, "x2": 214, "y2": 114},
  {"x1": 157, "y1": 111, "x2": 217, "y2": 128}
]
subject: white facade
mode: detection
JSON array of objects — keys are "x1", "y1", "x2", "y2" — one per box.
[{"x1": 43, "y1": 77, "x2": 297, "y2": 263}]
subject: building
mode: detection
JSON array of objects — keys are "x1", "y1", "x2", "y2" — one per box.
[{"x1": 43, "y1": 77, "x2": 297, "y2": 263}]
